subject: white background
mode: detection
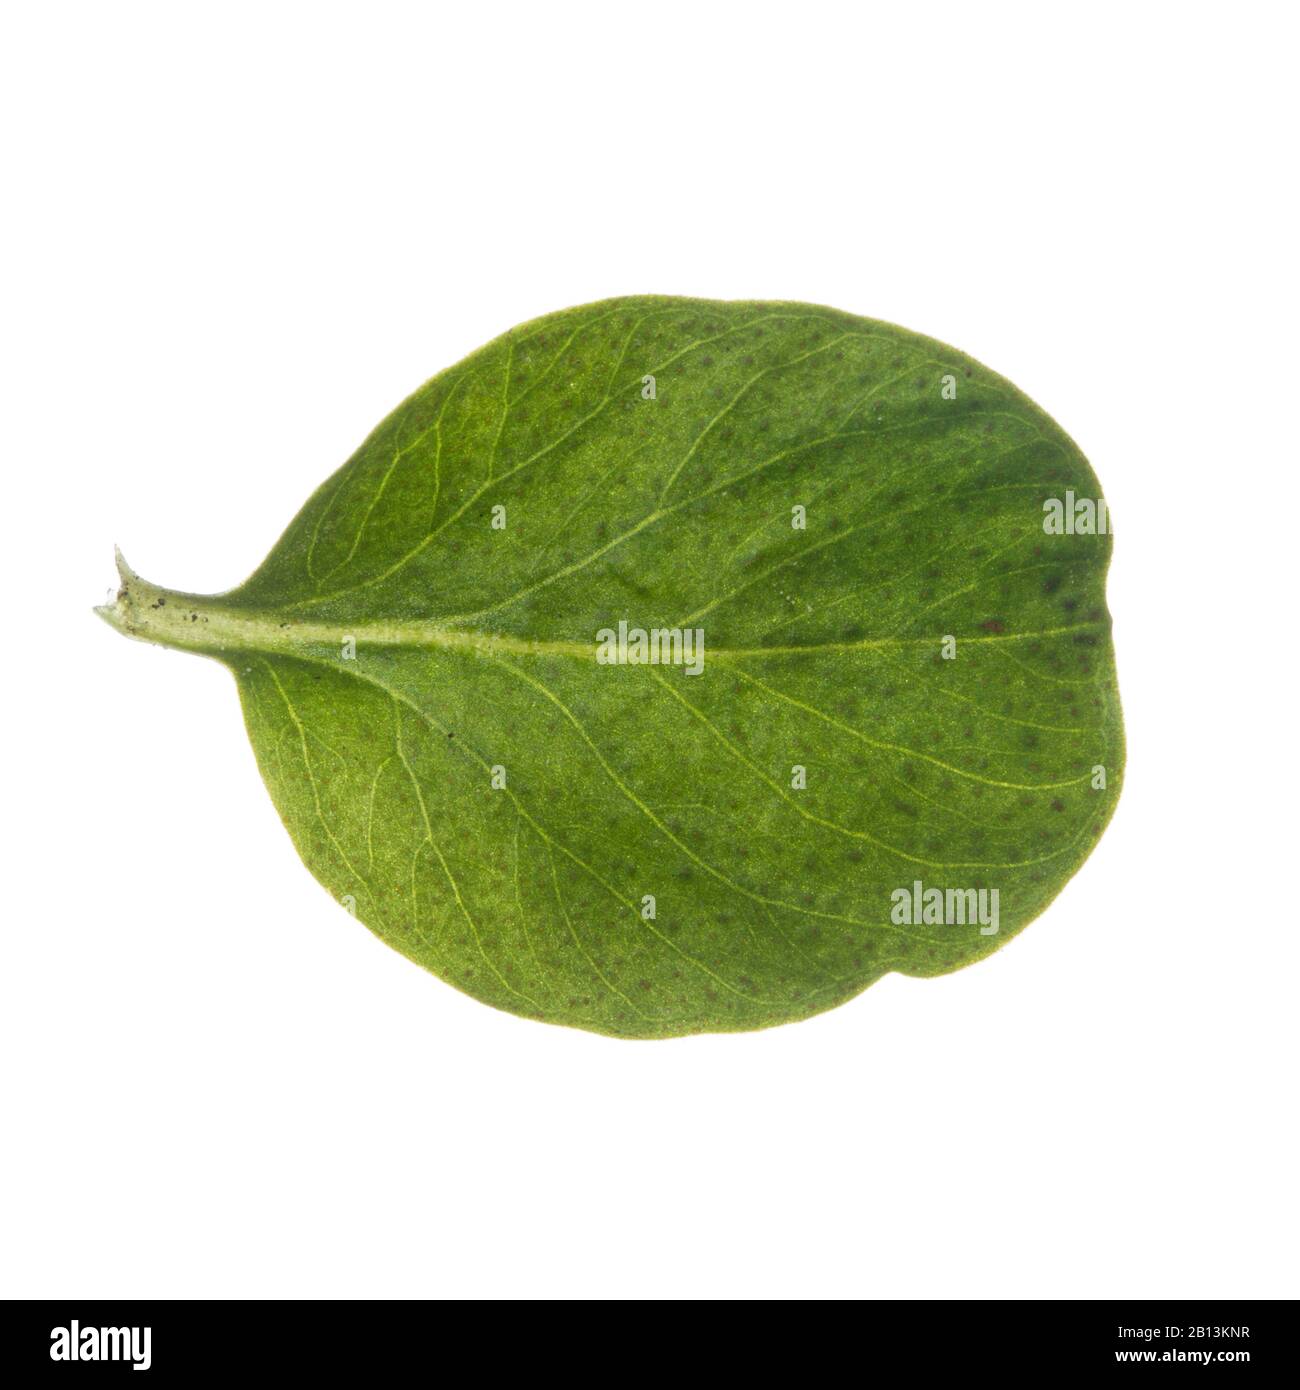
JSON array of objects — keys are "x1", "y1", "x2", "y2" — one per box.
[{"x1": 2, "y1": 2, "x2": 1296, "y2": 1300}]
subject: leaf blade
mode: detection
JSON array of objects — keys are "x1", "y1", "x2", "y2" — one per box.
[{"x1": 103, "y1": 296, "x2": 1124, "y2": 1037}]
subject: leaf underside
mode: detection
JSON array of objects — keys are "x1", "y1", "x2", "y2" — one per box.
[{"x1": 104, "y1": 296, "x2": 1124, "y2": 1038}]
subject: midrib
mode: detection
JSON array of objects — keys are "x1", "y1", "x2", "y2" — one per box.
[{"x1": 96, "y1": 562, "x2": 1105, "y2": 663}]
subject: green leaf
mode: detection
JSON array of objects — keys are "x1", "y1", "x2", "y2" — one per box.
[{"x1": 99, "y1": 296, "x2": 1124, "y2": 1038}]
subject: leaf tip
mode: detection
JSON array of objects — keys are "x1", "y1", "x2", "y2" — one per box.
[
  {"x1": 113, "y1": 545, "x2": 140, "y2": 587},
  {"x1": 95, "y1": 547, "x2": 139, "y2": 636}
]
